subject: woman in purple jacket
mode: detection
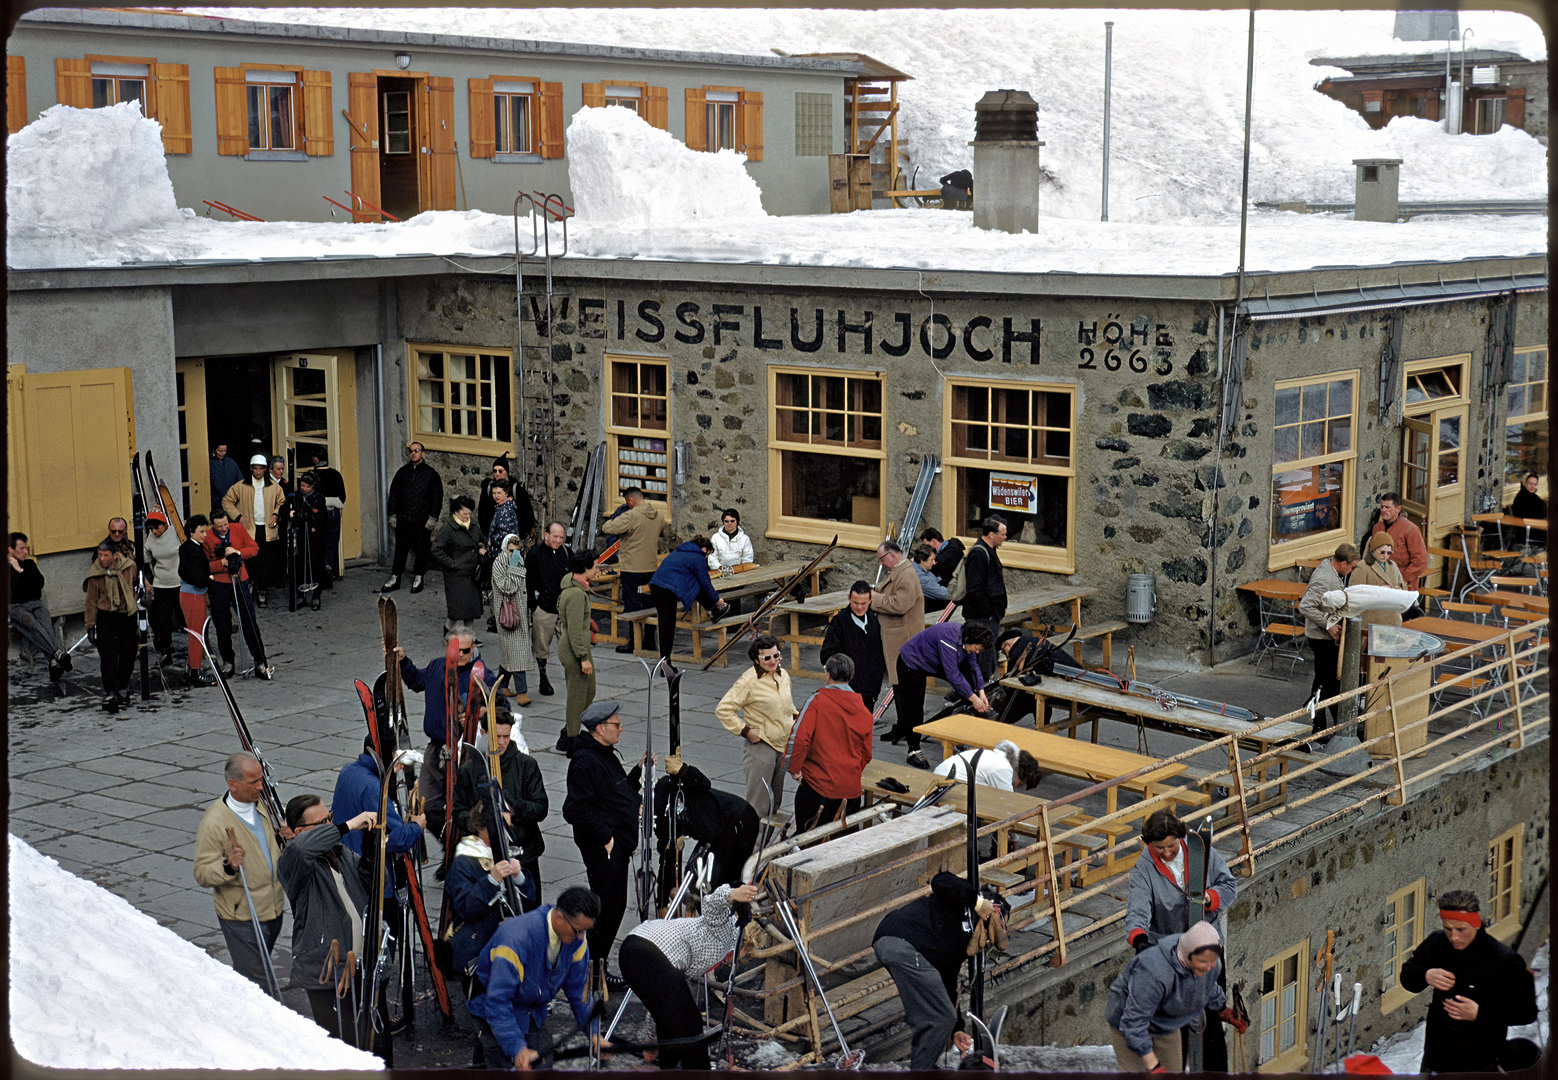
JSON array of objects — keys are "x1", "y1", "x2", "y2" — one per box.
[{"x1": 890, "y1": 621, "x2": 993, "y2": 769}]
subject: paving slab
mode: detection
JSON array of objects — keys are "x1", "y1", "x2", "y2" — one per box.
[
  {"x1": 93, "y1": 817, "x2": 202, "y2": 855},
  {"x1": 94, "y1": 779, "x2": 213, "y2": 811},
  {"x1": 73, "y1": 753, "x2": 182, "y2": 781}
]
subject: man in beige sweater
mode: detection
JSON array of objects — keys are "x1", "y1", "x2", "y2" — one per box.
[{"x1": 602, "y1": 487, "x2": 667, "y2": 654}]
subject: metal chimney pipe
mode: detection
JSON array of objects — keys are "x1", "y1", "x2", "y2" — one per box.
[{"x1": 1102, "y1": 21, "x2": 1114, "y2": 222}]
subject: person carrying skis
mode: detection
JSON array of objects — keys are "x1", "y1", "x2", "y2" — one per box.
[
  {"x1": 446, "y1": 798, "x2": 530, "y2": 981},
  {"x1": 466, "y1": 886, "x2": 601, "y2": 1069},
  {"x1": 1125, "y1": 809, "x2": 1239, "y2": 1069},
  {"x1": 1399, "y1": 889, "x2": 1538, "y2": 1073},
  {"x1": 653, "y1": 749, "x2": 758, "y2": 890},
  {"x1": 453, "y1": 708, "x2": 547, "y2": 911},
  {"x1": 616, "y1": 880, "x2": 761, "y2": 1070},
  {"x1": 715, "y1": 633, "x2": 797, "y2": 819},
  {"x1": 872, "y1": 870, "x2": 1008, "y2": 1070},
  {"x1": 786, "y1": 653, "x2": 874, "y2": 833},
  {"x1": 390, "y1": 628, "x2": 496, "y2": 839},
  {"x1": 276, "y1": 794, "x2": 377, "y2": 1047},
  {"x1": 886, "y1": 620, "x2": 994, "y2": 770},
  {"x1": 1106, "y1": 922, "x2": 1240, "y2": 1072}
]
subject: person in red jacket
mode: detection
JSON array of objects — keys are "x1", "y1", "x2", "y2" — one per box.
[
  {"x1": 787, "y1": 653, "x2": 874, "y2": 832},
  {"x1": 1369, "y1": 491, "x2": 1429, "y2": 592},
  {"x1": 204, "y1": 508, "x2": 271, "y2": 679}
]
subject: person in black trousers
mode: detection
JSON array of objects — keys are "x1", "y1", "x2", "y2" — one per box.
[
  {"x1": 1297, "y1": 543, "x2": 1360, "y2": 749},
  {"x1": 382, "y1": 442, "x2": 444, "y2": 594},
  {"x1": 961, "y1": 516, "x2": 1009, "y2": 681}
]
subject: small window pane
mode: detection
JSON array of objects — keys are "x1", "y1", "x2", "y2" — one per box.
[
  {"x1": 1274, "y1": 426, "x2": 1299, "y2": 465},
  {"x1": 1301, "y1": 382, "x2": 1328, "y2": 420},
  {"x1": 1275, "y1": 385, "x2": 1301, "y2": 427},
  {"x1": 269, "y1": 85, "x2": 293, "y2": 150},
  {"x1": 1301, "y1": 421, "x2": 1326, "y2": 459},
  {"x1": 1329, "y1": 417, "x2": 1351, "y2": 454},
  {"x1": 1507, "y1": 385, "x2": 1528, "y2": 416},
  {"x1": 1328, "y1": 379, "x2": 1352, "y2": 417},
  {"x1": 247, "y1": 84, "x2": 264, "y2": 148}
]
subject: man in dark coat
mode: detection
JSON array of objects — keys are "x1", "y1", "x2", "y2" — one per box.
[
  {"x1": 653, "y1": 749, "x2": 758, "y2": 889},
  {"x1": 961, "y1": 516, "x2": 1009, "y2": 681},
  {"x1": 383, "y1": 441, "x2": 444, "y2": 594},
  {"x1": 561, "y1": 699, "x2": 646, "y2": 983},
  {"x1": 305, "y1": 446, "x2": 347, "y2": 586},
  {"x1": 919, "y1": 527, "x2": 964, "y2": 588},
  {"x1": 453, "y1": 710, "x2": 547, "y2": 909},
  {"x1": 524, "y1": 522, "x2": 571, "y2": 698},
  {"x1": 819, "y1": 580, "x2": 887, "y2": 710},
  {"x1": 1400, "y1": 888, "x2": 1537, "y2": 1073},
  {"x1": 277, "y1": 793, "x2": 376, "y2": 1046}
]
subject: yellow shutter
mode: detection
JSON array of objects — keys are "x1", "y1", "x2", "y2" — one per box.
[
  {"x1": 55, "y1": 57, "x2": 92, "y2": 108},
  {"x1": 644, "y1": 86, "x2": 668, "y2": 131},
  {"x1": 302, "y1": 69, "x2": 333, "y2": 155},
  {"x1": 741, "y1": 89, "x2": 763, "y2": 161},
  {"x1": 346, "y1": 72, "x2": 382, "y2": 222},
  {"x1": 426, "y1": 75, "x2": 456, "y2": 210},
  {"x1": 582, "y1": 82, "x2": 604, "y2": 108},
  {"x1": 684, "y1": 87, "x2": 707, "y2": 151},
  {"x1": 468, "y1": 77, "x2": 494, "y2": 158},
  {"x1": 153, "y1": 63, "x2": 191, "y2": 153},
  {"x1": 213, "y1": 66, "x2": 248, "y2": 155},
  {"x1": 7, "y1": 365, "x2": 27, "y2": 542},
  {"x1": 14, "y1": 367, "x2": 136, "y2": 555},
  {"x1": 7, "y1": 56, "x2": 27, "y2": 133},
  {"x1": 537, "y1": 81, "x2": 564, "y2": 158}
]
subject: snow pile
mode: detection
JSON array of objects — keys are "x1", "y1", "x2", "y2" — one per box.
[
  {"x1": 184, "y1": 7, "x2": 1549, "y2": 222},
  {"x1": 6, "y1": 102, "x2": 186, "y2": 267},
  {"x1": 566, "y1": 105, "x2": 766, "y2": 225},
  {"x1": 7, "y1": 834, "x2": 382, "y2": 1070}
]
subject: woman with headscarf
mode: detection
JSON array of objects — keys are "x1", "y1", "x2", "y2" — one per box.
[
  {"x1": 1352, "y1": 531, "x2": 1409, "y2": 632},
  {"x1": 1106, "y1": 921, "x2": 1242, "y2": 1072},
  {"x1": 432, "y1": 494, "x2": 487, "y2": 633},
  {"x1": 490, "y1": 532, "x2": 535, "y2": 706},
  {"x1": 479, "y1": 455, "x2": 537, "y2": 544}
]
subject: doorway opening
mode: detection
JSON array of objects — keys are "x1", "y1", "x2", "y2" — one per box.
[{"x1": 377, "y1": 76, "x2": 420, "y2": 220}]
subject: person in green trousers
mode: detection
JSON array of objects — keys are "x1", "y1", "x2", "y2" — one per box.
[{"x1": 556, "y1": 548, "x2": 601, "y2": 745}]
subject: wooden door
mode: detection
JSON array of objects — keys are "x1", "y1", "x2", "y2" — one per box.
[
  {"x1": 346, "y1": 73, "x2": 382, "y2": 221},
  {"x1": 175, "y1": 358, "x2": 210, "y2": 520},
  {"x1": 273, "y1": 352, "x2": 362, "y2": 560}
]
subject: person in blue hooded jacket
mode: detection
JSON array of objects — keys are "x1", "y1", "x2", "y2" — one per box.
[
  {"x1": 648, "y1": 536, "x2": 730, "y2": 662},
  {"x1": 329, "y1": 739, "x2": 427, "y2": 899},
  {"x1": 467, "y1": 886, "x2": 601, "y2": 1069},
  {"x1": 1106, "y1": 922, "x2": 1243, "y2": 1072}
]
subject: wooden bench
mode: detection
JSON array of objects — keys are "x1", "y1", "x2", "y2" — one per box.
[
  {"x1": 1034, "y1": 620, "x2": 1130, "y2": 671},
  {"x1": 618, "y1": 606, "x2": 759, "y2": 667}
]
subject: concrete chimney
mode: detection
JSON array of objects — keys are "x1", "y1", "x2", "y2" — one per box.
[
  {"x1": 1352, "y1": 158, "x2": 1403, "y2": 223},
  {"x1": 970, "y1": 89, "x2": 1043, "y2": 234}
]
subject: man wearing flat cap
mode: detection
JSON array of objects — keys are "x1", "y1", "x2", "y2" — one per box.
[{"x1": 561, "y1": 699, "x2": 650, "y2": 987}]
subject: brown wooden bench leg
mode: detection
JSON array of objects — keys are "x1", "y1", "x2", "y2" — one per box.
[{"x1": 1101, "y1": 633, "x2": 1113, "y2": 672}]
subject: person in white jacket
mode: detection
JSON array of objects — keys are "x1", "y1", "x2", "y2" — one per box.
[
  {"x1": 708, "y1": 508, "x2": 756, "y2": 614},
  {"x1": 933, "y1": 740, "x2": 1042, "y2": 792}
]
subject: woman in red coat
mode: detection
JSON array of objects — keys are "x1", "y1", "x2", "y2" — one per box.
[{"x1": 786, "y1": 652, "x2": 874, "y2": 832}]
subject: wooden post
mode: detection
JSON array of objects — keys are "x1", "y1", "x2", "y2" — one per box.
[
  {"x1": 828, "y1": 154, "x2": 851, "y2": 214},
  {"x1": 1384, "y1": 678, "x2": 1407, "y2": 807},
  {"x1": 1505, "y1": 645, "x2": 1525, "y2": 748},
  {"x1": 1225, "y1": 740, "x2": 1255, "y2": 876},
  {"x1": 1037, "y1": 806, "x2": 1068, "y2": 966}
]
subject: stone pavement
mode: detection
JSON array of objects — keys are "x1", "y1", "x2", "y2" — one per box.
[{"x1": 6, "y1": 566, "x2": 1317, "y2": 1061}]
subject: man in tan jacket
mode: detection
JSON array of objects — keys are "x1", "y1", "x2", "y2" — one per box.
[
  {"x1": 601, "y1": 487, "x2": 667, "y2": 654},
  {"x1": 193, "y1": 751, "x2": 288, "y2": 989},
  {"x1": 870, "y1": 540, "x2": 924, "y2": 694},
  {"x1": 222, "y1": 454, "x2": 286, "y2": 605}
]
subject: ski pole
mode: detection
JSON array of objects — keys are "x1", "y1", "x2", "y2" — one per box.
[
  {"x1": 1346, "y1": 981, "x2": 1361, "y2": 1058},
  {"x1": 346, "y1": 948, "x2": 360, "y2": 1045},
  {"x1": 234, "y1": 860, "x2": 282, "y2": 1000},
  {"x1": 1330, "y1": 972, "x2": 1344, "y2": 1071}
]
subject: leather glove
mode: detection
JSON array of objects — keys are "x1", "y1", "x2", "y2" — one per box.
[
  {"x1": 1219, "y1": 1006, "x2": 1248, "y2": 1035},
  {"x1": 1132, "y1": 936, "x2": 1152, "y2": 954},
  {"x1": 665, "y1": 750, "x2": 683, "y2": 776},
  {"x1": 87, "y1": 625, "x2": 98, "y2": 645},
  {"x1": 712, "y1": 602, "x2": 732, "y2": 622}
]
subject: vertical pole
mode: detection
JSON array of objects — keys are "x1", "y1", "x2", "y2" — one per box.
[
  {"x1": 372, "y1": 343, "x2": 389, "y2": 567},
  {"x1": 1101, "y1": 21, "x2": 1114, "y2": 222},
  {"x1": 1337, "y1": 616, "x2": 1364, "y2": 737}
]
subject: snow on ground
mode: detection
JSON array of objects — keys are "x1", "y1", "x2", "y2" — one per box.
[
  {"x1": 8, "y1": 834, "x2": 382, "y2": 1070},
  {"x1": 178, "y1": 7, "x2": 1548, "y2": 221}
]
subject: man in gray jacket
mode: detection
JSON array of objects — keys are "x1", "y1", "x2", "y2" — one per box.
[
  {"x1": 1297, "y1": 542, "x2": 1360, "y2": 748},
  {"x1": 277, "y1": 794, "x2": 377, "y2": 1046}
]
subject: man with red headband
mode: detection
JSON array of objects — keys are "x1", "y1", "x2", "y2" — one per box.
[{"x1": 1399, "y1": 889, "x2": 1536, "y2": 1073}]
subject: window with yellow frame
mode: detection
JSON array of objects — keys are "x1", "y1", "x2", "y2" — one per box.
[
  {"x1": 942, "y1": 378, "x2": 1075, "y2": 574},
  {"x1": 1270, "y1": 371, "x2": 1357, "y2": 569},
  {"x1": 1381, "y1": 878, "x2": 1426, "y2": 1013},
  {"x1": 409, "y1": 344, "x2": 513, "y2": 455},
  {"x1": 1503, "y1": 347, "x2": 1547, "y2": 505},
  {"x1": 767, "y1": 367, "x2": 884, "y2": 548},
  {"x1": 1487, "y1": 824, "x2": 1523, "y2": 942},
  {"x1": 1258, "y1": 939, "x2": 1309, "y2": 1071},
  {"x1": 606, "y1": 355, "x2": 671, "y2": 518}
]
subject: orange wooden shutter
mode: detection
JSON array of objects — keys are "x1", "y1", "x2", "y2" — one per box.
[
  {"x1": 212, "y1": 66, "x2": 248, "y2": 155},
  {"x1": 740, "y1": 89, "x2": 763, "y2": 161},
  {"x1": 1505, "y1": 88, "x2": 1526, "y2": 129},
  {"x1": 468, "y1": 77, "x2": 494, "y2": 158},
  {"x1": 55, "y1": 58, "x2": 93, "y2": 108},
  {"x1": 346, "y1": 72, "x2": 382, "y2": 222},
  {"x1": 154, "y1": 63, "x2": 191, "y2": 153},
  {"x1": 582, "y1": 82, "x2": 604, "y2": 108},
  {"x1": 644, "y1": 85, "x2": 668, "y2": 131},
  {"x1": 302, "y1": 69, "x2": 333, "y2": 155},
  {"x1": 426, "y1": 75, "x2": 456, "y2": 210},
  {"x1": 537, "y1": 81, "x2": 564, "y2": 158},
  {"x1": 684, "y1": 87, "x2": 707, "y2": 150},
  {"x1": 7, "y1": 56, "x2": 26, "y2": 132}
]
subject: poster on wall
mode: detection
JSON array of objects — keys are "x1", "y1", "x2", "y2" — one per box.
[{"x1": 989, "y1": 471, "x2": 1039, "y2": 514}]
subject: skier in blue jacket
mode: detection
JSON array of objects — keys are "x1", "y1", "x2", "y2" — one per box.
[
  {"x1": 390, "y1": 629, "x2": 497, "y2": 838},
  {"x1": 329, "y1": 742, "x2": 426, "y2": 895},
  {"x1": 467, "y1": 887, "x2": 602, "y2": 1069},
  {"x1": 648, "y1": 537, "x2": 730, "y2": 662}
]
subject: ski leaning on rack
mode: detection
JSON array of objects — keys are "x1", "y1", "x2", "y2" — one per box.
[
  {"x1": 634, "y1": 658, "x2": 666, "y2": 921},
  {"x1": 964, "y1": 750, "x2": 986, "y2": 1020},
  {"x1": 702, "y1": 535, "x2": 839, "y2": 671},
  {"x1": 657, "y1": 663, "x2": 686, "y2": 911},
  {"x1": 190, "y1": 624, "x2": 286, "y2": 839},
  {"x1": 1184, "y1": 814, "x2": 1214, "y2": 1073},
  {"x1": 768, "y1": 877, "x2": 865, "y2": 1069},
  {"x1": 880, "y1": 454, "x2": 940, "y2": 583}
]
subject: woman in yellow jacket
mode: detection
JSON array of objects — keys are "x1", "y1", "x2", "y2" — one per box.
[{"x1": 716, "y1": 632, "x2": 797, "y2": 819}]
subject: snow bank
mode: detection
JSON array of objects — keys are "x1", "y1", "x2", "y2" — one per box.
[
  {"x1": 8, "y1": 834, "x2": 382, "y2": 1070},
  {"x1": 566, "y1": 105, "x2": 766, "y2": 224},
  {"x1": 6, "y1": 103, "x2": 186, "y2": 267}
]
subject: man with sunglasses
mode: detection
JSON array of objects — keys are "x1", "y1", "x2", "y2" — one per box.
[
  {"x1": 467, "y1": 885, "x2": 602, "y2": 1070},
  {"x1": 97, "y1": 517, "x2": 135, "y2": 561}
]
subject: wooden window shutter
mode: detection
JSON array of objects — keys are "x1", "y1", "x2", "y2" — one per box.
[
  {"x1": 154, "y1": 63, "x2": 191, "y2": 153},
  {"x1": 468, "y1": 78, "x2": 494, "y2": 158},
  {"x1": 426, "y1": 75, "x2": 457, "y2": 210},
  {"x1": 684, "y1": 87, "x2": 707, "y2": 151},
  {"x1": 55, "y1": 58, "x2": 93, "y2": 109},
  {"x1": 741, "y1": 89, "x2": 763, "y2": 161},
  {"x1": 346, "y1": 72, "x2": 382, "y2": 222},
  {"x1": 7, "y1": 56, "x2": 26, "y2": 133},
  {"x1": 644, "y1": 85, "x2": 668, "y2": 131},
  {"x1": 302, "y1": 70, "x2": 333, "y2": 155},
  {"x1": 582, "y1": 82, "x2": 605, "y2": 109},
  {"x1": 1506, "y1": 88, "x2": 1526, "y2": 129},
  {"x1": 538, "y1": 81, "x2": 564, "y2": 158},
  {"x1": 213, "y1": 66, "x2": 248, "y2": 155}
]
